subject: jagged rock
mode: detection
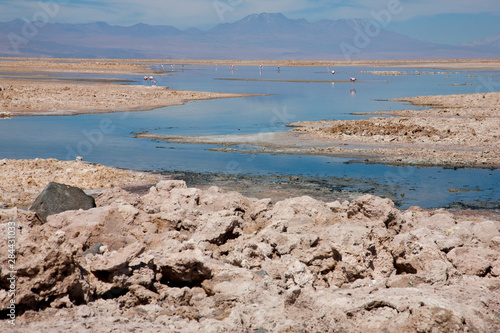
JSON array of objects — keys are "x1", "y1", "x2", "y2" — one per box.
[
  {"x1": 95, "y1": 187, "x2": 140, "y2": 207},
  {"x1": 0, "y1": 228, "x2": 91, "y2": 313},
  {"x1": 405, "y1": 209, "x2": 457, "y2": 234},
  {"x1": 46, "y1": 206, "x2": 138, "y2": 252},
  {"x1": 139, "y1": 180, "x2": 191, "y2": 213},
  {"x1": 155, "y1": 249, "x2": 212, "y2": 286},
  {"x1": 192, "y1": 213, "x2": 243, "y2": 245},
  {"x1": 29, "y1": 182, "x2": 96, "y2": 222},
  {"x1": 347, "y1": 194, "x2": 404, "y2": 233},
  {"x1": 0, "y1": 207, "x2": 42, "y2": 227},
  {"x1": 490, "y1": 236, "x2": 500, "y2": 250},
  {"x1": 284, "y1": 260, "x2": 315, "y2": 288},
  {"x1": 265, "y1": 195, "x2": 340, "y2": 226},
  {"x1": 391, "y1": 228, "x2": 454, "y2": 283},
  {"x1": 2, "y1": 181, "x2": 500, "y2": 332},
  {"x1": 471, "y1": 220, "x2": 500, "y2": 244},
  {"x1": 447, "y1": 246, "x2": 500, "y2": 276},
  {"x1": 404, "y1": 306, "x2": 465, "y2": 332},
  {"x1": 89, "y1": 243, "x2": 145, "y2": 272}
]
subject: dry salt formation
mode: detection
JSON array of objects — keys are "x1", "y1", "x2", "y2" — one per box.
[{"x1": 1, "y1": 180, "x2": 499, "y2": 332}]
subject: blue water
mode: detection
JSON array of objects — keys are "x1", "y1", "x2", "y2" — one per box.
[{"x1": 1, "y1": 65, "x2": 499, "y2": 209}]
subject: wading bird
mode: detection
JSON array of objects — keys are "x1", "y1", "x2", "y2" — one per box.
[{"x1": 350, "y1": 77, "x2": 357, "y2": 82}]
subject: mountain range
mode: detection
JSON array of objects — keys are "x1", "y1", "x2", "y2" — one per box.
[{"x1": 0, "y1": 13, "x2": 498, "y2": 59}]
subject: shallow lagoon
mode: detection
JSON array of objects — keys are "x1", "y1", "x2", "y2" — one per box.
[{"x1": 0, "y1": 65, "x2": 499, "y2": 209}]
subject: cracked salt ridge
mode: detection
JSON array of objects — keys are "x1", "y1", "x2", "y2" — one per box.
[{"x1": 1, "y1": 180, "x2": 499, "y2": 332}]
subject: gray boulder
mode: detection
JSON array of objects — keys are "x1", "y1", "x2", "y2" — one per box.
[{"x1": 30, "y1": 182, "x2": 96, "y2": 222}]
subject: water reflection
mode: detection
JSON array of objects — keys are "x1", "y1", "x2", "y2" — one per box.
[{"x1": 0, "y1": 65, "x2": 499, "y2": 209}]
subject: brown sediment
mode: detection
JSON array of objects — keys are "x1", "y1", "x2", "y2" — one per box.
[{"x1": 0, "y1": 79, "x2": 255, "y2": 117}]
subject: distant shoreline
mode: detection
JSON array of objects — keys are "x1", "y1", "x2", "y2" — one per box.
[{"x1": 1, "y1": 57, "x2": 500, "y2": 71}]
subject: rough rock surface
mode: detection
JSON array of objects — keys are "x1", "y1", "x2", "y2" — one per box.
[
  {"x1": 29, "y1": 182, "x2": 96, "y2": 223},
  {"x1": 1, "y1": 181, "x2": 499, "y2": 332}
]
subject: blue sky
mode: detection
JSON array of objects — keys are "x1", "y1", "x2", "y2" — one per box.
[{"x1": 1, "y1": 0, "x2": 500, "y2": 45}]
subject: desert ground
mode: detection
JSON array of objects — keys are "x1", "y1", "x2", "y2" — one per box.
[{"x1": 0, "y1": 58, "x2": 499, "y2": 332}]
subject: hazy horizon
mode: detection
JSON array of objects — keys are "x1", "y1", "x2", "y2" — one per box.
[{"x1": 1, "y1": 0, "x2": 500, "y2": 46}]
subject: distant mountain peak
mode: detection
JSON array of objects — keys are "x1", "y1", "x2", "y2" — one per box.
[
  {"x1": 244, "y1": 12, "x2": 287, "y2": 22},
  {"x1": 0, "y1": 13, "x2": 497, "y2": 59},
  {"x1": 463, "y1": 34, "x2": 500, "y2": 49},
  {"x1": 236, "y1": 12, "x2": 291, "y2": 26}
]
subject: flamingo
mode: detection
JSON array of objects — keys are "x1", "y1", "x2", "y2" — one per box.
[
  {"x1": 350, "y1": 77, "x2": 357, "y2": 82},
  {"x1": 331, "y1": 70, "x2": 335, "y2": 74}
]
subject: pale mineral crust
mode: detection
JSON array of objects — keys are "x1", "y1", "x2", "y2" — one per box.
[
  {"x1": 289, "y1": 92, "x2": 500, "y2": 168},
  {"x1": 0, "y1": 180, "x2": 498, "y2": 332},
  {"x1": 0, "y1": 79, "x2": 252, "y2": 117}
]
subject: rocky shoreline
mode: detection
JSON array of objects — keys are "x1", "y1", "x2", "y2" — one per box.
[{"x1": 1, "y1": 178, "x2": 499, "y2": 332}]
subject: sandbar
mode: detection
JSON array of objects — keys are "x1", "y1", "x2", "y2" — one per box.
[{"x1": 0, "y1": 79, "x2": 254, "y2": 117}]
